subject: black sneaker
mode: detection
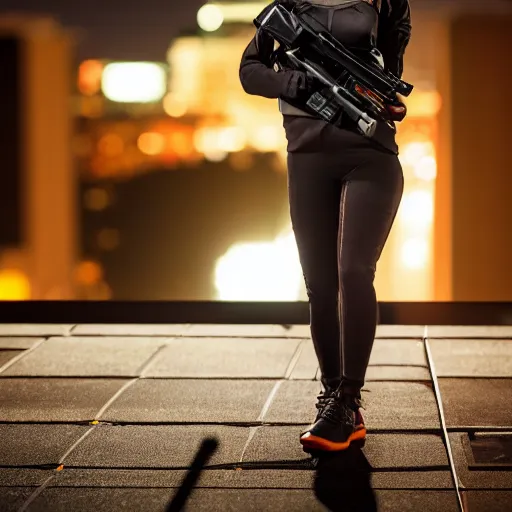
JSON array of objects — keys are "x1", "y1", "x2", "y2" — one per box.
[
  {"x1": 300, "y1": 388, "x2": 366, "y2": 453},
  {"x1": 300, "y1": 378, "x2": 341, "y2": 439}
]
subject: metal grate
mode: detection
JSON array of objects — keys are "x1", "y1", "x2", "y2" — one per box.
[{"x1": 463, "y1": 433, "x2": 512, "y2": 469}]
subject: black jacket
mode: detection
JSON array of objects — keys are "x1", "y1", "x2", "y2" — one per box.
[{"x1": 239, "y1": 0, "x2": 412, "y2": 154}]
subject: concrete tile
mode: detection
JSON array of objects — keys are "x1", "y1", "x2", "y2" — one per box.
[
  {"x1": 0, "y1": 338, "x2": 43, "y2": 349},
  {"x1": 363, "y1": 433, "x2": 447, "y2": 468},
  {"x1": 371, "y1": 472, "x2": 453, "y2": 489},
  {"x1": 30, "y1": 488, "x2": 172, "y2": 512},
  {"x1": 0, "y1": 487, "x2": 35, "y2": 511},
  {"x1": 363, "y1": 434, "x2": 449, "y2": 470},
  {"x1": 49, "y1": 469, "x2": 238, "y2": 488},
  {"x1": 449, "y1": 433, "x2": 512, "y2": 489},
  {"x1": 461, "y1": 491, "x2": 512, "y2": 512},
  {"x1": 0, "y1": 469, "x2": 55, "y2": 487},
  {"x1": 282, "y1": 325, "x2": 311, "y2": 338},
  {"x1": 184, "y1": 490, "x2": 460, "y2": 512},
  {"x1": 31, "y1": 488, "x2": 326, "y2": 512},
  {"x1": 438, "y1": 379, "x2": 512, "y2": 428},
  {"x1": 0, "y1": 378, "x2": 130, "y2": 422},
  {"x1": 262, "y1": 381, "x2": 322, "y2": 425},
  {"x1": 375, "y1": 490, "x2": 459, "y2": 511},
  {"x1": 243, "y1": 428, "x2": 447, "y2": 468},
  {"x1": 224, "y1": 470, "x2": 313, "y2": 489},
  {"x1": 369, "y1": 339, "x2": 427, "y2": 366},
  {"x1": 0, "y1": 424, "x2": 90, "y2": 465},
  {"x1": 100, "y1": 379, "x2": 275, "y2": 423},
  {"x1": 430, "y1": 339, "x2": 512, "y2": 377},
  {"x1": 3, "y1": 337, "x2": 166, "y2": 377},
  {"x1": 375, "y1": 325, "x2": 426, "y2": 339},
  {"x1": 263, "y1": 381, "x2": 441, "y2": 430},
  {"x1": 189, "y1": 489, "x2": 458, "y2": 512},
  {"x1": 0, "y1": 324, "x2": 73, "y2": 336},
  {"x1": 427, "y1": 325, "x2": 512, "y2": 339},
  {"x1": 365, "y1": 366, "x2": 431, "y2": 381},
  {"x1": 360, "y1": 382, "x2": 438, "y2": 431},
  {"x1": 143, "y1": 338, "x2": 300, "y2": 378},
  {"x1": 0, "y1": 351, "x2": 22, "y2": 368},
  {"x1": 184, "y1": 488, "x2": 326, "y2": 511},
  {"x1": 288, "y1": 341, "x2": 317, "y2": 380},
  {"x1": 184, "y1": 324, "x2": 288, "y2": 337},
  {"x1": 242, "y1": 426, "x2": 308, "y2": 463},
  {"x1": 71, "y1": 324, "x2": 189, "y2": 336},
  {"x1": 50, "y1": 469, "x2": 311, "y2": 489},
  {"x1": 63, "y1": 425, "x2": 249, "y2": 468}
]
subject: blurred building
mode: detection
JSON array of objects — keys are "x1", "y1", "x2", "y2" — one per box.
[
  {"x1": 433, "y1": 8, "x2": 512, "y2": 301},
  {"x1": 0, "y1": 14, "x2": 77, "y2": 300}
]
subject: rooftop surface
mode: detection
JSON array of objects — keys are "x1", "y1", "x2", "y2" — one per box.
[{"x1": 0, "y1": 323, "x2": 511, "y2": 511}]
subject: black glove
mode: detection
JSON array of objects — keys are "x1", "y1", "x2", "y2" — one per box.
[
  {"x1": 386, "y1": 98, "x2": 407, "y2": 122},
  {"x1": 297, "y1": 72, "x2": 317, "y2": 96},
  {"x1": 281, "y1": 69, "x2": 316, "y2": 100}
]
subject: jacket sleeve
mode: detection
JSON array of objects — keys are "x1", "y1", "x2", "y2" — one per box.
[
  {"x1": 239, "y1": 23, "x2": 308, "y2": 99},
  {"x1": 377, "y1": 0, "x2": 412, "y2": 78}
]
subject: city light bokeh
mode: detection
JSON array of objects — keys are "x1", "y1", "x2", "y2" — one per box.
[
  {"x1": 0, "y1": 269, "x2": 31, "y2": 300},
  {"x1": 101, "y1": 62, "x2": 167, "y2": 103},
  {"x1": 215, "y1": 231, "x2": 303, "y2": 301}
]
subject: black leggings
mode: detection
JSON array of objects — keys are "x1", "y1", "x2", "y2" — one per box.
[{"x1": 288, "y1": 146, "x2": 404, "y2": 390}]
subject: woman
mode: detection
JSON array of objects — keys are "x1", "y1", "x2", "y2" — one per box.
[{"x1": 239, "y1": 0, "x2": 411, "y2": 452}]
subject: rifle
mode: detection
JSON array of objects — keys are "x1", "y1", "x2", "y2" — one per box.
[{"x1": 254, "y1": 1, "x2": 414, "y2": 138}]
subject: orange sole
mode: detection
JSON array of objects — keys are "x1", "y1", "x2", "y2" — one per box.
[{"x1": 300, "y1": 427, "x2": 367, "y2": 452}]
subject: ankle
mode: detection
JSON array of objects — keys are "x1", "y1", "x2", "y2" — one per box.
[
  {"x1": 343, "y1": 388, "x2": 361, "y2": 399},
  {"x1": 320, "y1": 376, "x2": 342, "y2": 392},
  {"x1": 341, "y1": 378, "x2": 363, "y2": 399}
]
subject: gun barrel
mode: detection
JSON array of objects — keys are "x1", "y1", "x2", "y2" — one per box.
[
  {"x1": 286, "y1": 50, "x2": 332, "y2": 88},
  {"x1": 316, "y1": 31, "x2": 409, "y2": 99}
]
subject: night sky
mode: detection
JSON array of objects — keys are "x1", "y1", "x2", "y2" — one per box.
[{"x1": 1, "y1": 0, "x2": 208, "y2": 61}]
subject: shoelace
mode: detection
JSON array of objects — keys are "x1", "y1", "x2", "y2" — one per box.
[
  {"x1": 315, "y1": 389, "x2": 366, "y2": 411},
  {"x1": 320, "y1": 396, "x2": 353, "y2": 424},
  {"x1": 317, "y1": 390, "x2": 366, "y2": 425},
  {"x1": 315, "y1": 391, "x2": 333, "y2": 411}
]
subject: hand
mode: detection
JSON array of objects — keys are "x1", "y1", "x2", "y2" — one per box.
[
  {"x1": 281, "y1": 69, "x2": 316, "y2": 100},
  {"x1": 387, "y1": 98, "x2": 407, "y2": 122},
  {"x1": 296, "y1": 72, "x2": 316, "y2": 96}
]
